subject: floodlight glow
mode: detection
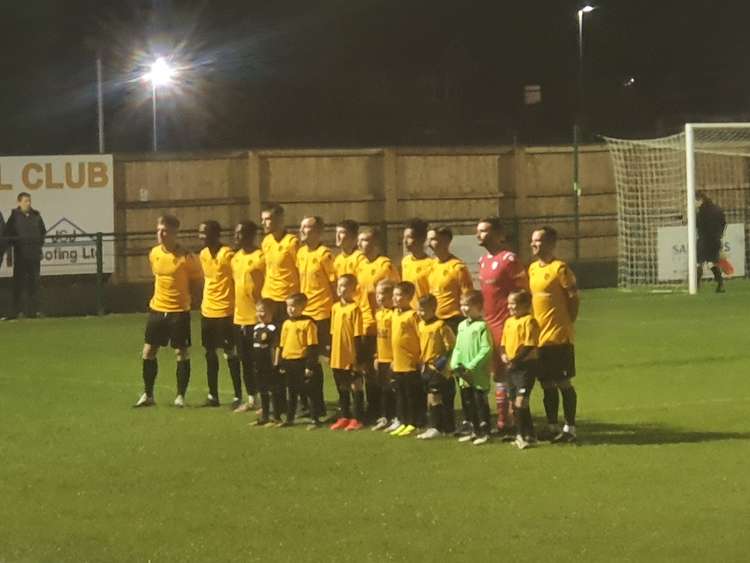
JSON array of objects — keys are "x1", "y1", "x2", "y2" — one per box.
[
  {"x1": 580, "y1": 5, "x2": 595, "y2": 13},
  {"x1": 143, "y1": 57, "x2": 174, "y2": 87}
]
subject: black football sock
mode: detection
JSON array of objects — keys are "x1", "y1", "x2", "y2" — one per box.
[
  {"x1": 517, "y1": 407, "x2": 532, "y2": 437},
  {"x1": 260, "y1": 391, "x2": 270, "y2": 420},
  {"x1": 353, "y1": 390, "x2": 365, "y2": 422},
  {"x1": 711, "y1": 265, "x2": 722, "y2": 283},
  {"x1": 543, "y1": 387, "x2": 560, "y2": 426},
  {"x1": 312, "y1": 364, "x2": 325, "y2": 420},
  {"x1": 142, "y1": 359, "x2": 157, "y2": 397},
  {"x1": 241, "y1": 357, "x2": 256, "y2": 396},
  {"x1": 383, "y1": 387, "x2": 397, "y2": 421},
  {"x1": 561, "y1": 386, "x2": 577, "y2": 427},
  {"x1": 176, "y1": 360, "x2": 191, "y2": 396},
  {"x1": 271, "y1": 386, "x2": 285, "y2": 421},
  {"x1": 205, "y1": 351, "x2": 219, "y2": 398},
  {"x1": 287, "y1": 380, "x2": 299, "y2": 422},
  {"x1": 476, "y1": 391, "x2": 491, "y2": 436},
  {"x1": 428, "y1": 403, "x2": 442, "y2": 430},
  {"x1": 395, "y1": 379, "x2": 409, "y2": 424},
  {"x1": 227, "y1": 356, "x2": 242, "y2": 399},
  {"x1": 338, "y1": 388, "x2": 352, "y2": 419},
  {"x1": 460, "y1": 387, "x2": 479, "y2": 431},
  {"x1": 367, "y1": 383, "x2": 382, "y2": 422}
]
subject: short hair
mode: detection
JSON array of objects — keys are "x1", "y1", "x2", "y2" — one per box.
[
  {"x1": 394, "y1": 281, "x2": 416, "y2": 299},
  {"x1": 478, "y1": 217, "x2": 504, "y2": 234},
  {"x1": 256, "y1": 298, "x2": 276, "y2": 312},
  {"x1": 538, "y1": 226, "x2": 558, "y2": 244},
  {"x1": 286, "y1": 292, "x2": 308, "y2": 305},
  {"x1": 338, "y1": 273, "x2": 358, "y2": 287},
  {"x1": 261, "y1": 202, "x2": 284, "y2": 217},
  {"x1": 303, "y1": 215, "x2": 325, "y2": 230},
  {"x1": 418, "y1": 294, "x2": 437, "y2": 309},
  {"x1": 237, "y1": 220, "x2": 258, "y2": 237},
  {"x1": 336, "y1": 219, "x2": 359, "y2": 236},
  {"x1": 405, "y1": 218, "x2": 429, "y2": 240},
  {"x1": 158, "y1": 214, "x2": 180, "y2": 230},
  {"x1": 201, "y1": 220, "x2": 221, "y2": 236},
  {"x1": 431, "y1": 226, "x2": 453, "y2": 242},
  {"x1": 360, "y1": 226, "x2": 381, "y2": 244},
  {"x1": 375, "y1": 278, "x2": 395, "y2": 292},
  {"x1": 17, "y1": 192, "x2": 30, "y2": 202},
  {"x1": 508, "y1": 289, "x2": 532, "y2": 308},
  {"x1": 461, "y1": 289, "x2": 484, "y2": 307}
]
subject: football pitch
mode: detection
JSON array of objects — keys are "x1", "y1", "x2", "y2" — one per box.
[{"x1": 1, "y1": 284, "x2": 749, "y2": 563}]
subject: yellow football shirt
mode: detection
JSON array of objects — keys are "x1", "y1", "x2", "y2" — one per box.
[
  {"x1": 419, "y1": 319, "x2": 456, "y2": 365},
  {"x1": 401, "y1": 254, "x2": 435, "y2": 308},
  {"x1": 528, "y1": 259, "x2": 577, "y2": 346},
  {"x1": 279, "y1": 317, "x2": 318, "y2": 360},
  {"x1": 261, "y1": 232, "x2": 300, "y2": 302},
  {"x1": 390, "y1": 308, "x2": 420, "y2": 373},
  {"x1": 200, "y1": 246, "x2": 235, "y2": 318},
  {"x1": 333, "y1": 248, "x2": 365, "y2": 278},
  {"x1": 297, "y1": 244, "x2": 336, "y2": 321},
  {"x1": 330, "y1": 301, "x2": 364, "y2": 370},
  {"x1": 231, "y1": 248, "x2": 265, "y2": 325},
  {"x1": 149, "y1": 245, "x2": 202, "y2": 313},
  {"x1": 356, "y1": 255, "x2": 400, "y2": 334},
  {"x1": 501, "y1": 314, "x2": 540, "y2": 360},
  {"x1": 375, "y1": 307, "x2": 393, "y2": 363},
  {"x1": 428, "y1": 256, "x2": 474, "y2": 319}
]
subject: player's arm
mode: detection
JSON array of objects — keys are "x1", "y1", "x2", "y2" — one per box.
[
  {"x1": 322, "y1": 250, "x2": 337, "y2": 299},
  {"x1": 559, "y1": 265, "x2": 580, "y2": 323},
  {"x1": 304, "y1": 321, "x2": 319, "y2": 372},
  {"x1": 458, "y1": 263, "x2": 474, "y2": 293}
]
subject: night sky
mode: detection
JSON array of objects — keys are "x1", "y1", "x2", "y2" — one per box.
[{"x1": 2, "y1": 0, "x2": 749, "y2": 155}]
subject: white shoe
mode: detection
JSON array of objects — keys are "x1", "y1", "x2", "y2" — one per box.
[
  {"x1": 246, "y1": 395, "x2": 256, "y2": 409},
  {"x1": 514, "y1": 435, "x2": 531, "y2": 450},
  {"x1": 384, "y1": 418, "x2": 402, "y2": 433},
  {"x1": 173, "y1": 394, "x2": 185, "y2": 408},
  {"x1": 420, "y1": 428, "x2": 441, "y2": 440},
  {"x1": 133, "y1": 393, "x2": 155, "y2": 408},
  {"x1": 371, "y1": 417, "x2": 389, "y2": 431},
  {"x1": 472, "y1": 435, "x2": 489, "y2": 446},
  {"x1": 458, "y1": 433, "x2": 477, "y2": 443}
]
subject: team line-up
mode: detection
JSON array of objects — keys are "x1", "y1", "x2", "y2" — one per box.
[{"x1": 134, "y1": 203, "x2": 579, "y2": 449}]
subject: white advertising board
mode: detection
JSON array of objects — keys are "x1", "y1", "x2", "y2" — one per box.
[
  {"x1": 0, "y1": 155, "x2": 114, "y2": 276},
  {"x1": 657, "y1": 223, "x2": 745, "y2": 281}
]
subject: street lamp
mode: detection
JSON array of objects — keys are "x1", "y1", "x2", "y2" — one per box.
[
  {"x1": 142, "y1": 57, "x2": 175, "y2": 152},
  {"x1": 573, "y1": 4, "x2": 596, "y2": 261}
]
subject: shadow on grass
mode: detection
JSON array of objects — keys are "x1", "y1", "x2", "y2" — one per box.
[{"x1": 574, "y1": 419, "x2": 750, "y2": 446}]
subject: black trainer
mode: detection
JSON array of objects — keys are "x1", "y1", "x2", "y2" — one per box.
[
  {"x1": 551, "y1": 431, "x2": 577, "y2": 444},
  {"x1": 201, "y1": 396, "x2": 220, "y2": 407}
]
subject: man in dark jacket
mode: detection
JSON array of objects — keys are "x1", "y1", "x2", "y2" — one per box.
[
  {"x1": 3, "y1": 192, "x2": 46, "y2": 318},
  {"x1": 696, "y1": 190, "x2": 727, "y2": 293}
]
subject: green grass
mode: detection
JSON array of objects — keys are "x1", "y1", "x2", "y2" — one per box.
[{"x1": 1, "y1": 283, "x2": 750, "y2": 562}]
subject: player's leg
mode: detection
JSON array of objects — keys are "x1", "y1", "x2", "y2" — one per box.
[
  {"x1": 252, "y1": 364, "x2": 271, "y2": 426},
  {"x1": 383, "y1": 369, "x2": 402, "y2": 433},
  {"x1": 269, "y1": 366, "x2": 286, "y2": 425},
  {"x1": 312, "y1": 319, "x2": 330, "y2": 422},
  {"x1": 472, "y1": 388, "x2": 491, "y2": 445},
  {"x1": 418, "y1": 368, "x2": 443, "y2": 439},
  {"x1": 201, "y1": 317, "x2": 220, "y2": 406},
  {"x1": 493, "y1": 354, "x2": 512, "y2": 436},
  {"x1": 172, "y1": 312, "x2": 193, "y2": 407},
  {"x1": 361, "y1": 336, "x2": 381, "y2": 424},
  {"x1": 390, "y1": 374, "x2": 409, "y2": 436},
  {"x1": 330, "y1": 369, "x2": 352, "y2": 429},
  {"x1": 441, "y1": 374, "x2": 457, "y2": 435},
  {"x1": 458, "y1": 386, "x2": 479, "y2": 442},
  {"x1": 135, "y1": 311, "x2": 169, "y2": 407},
  {"x1": 234, "y1": 325, "x2": 257, "y2": 412},
  {"x1": 345, "y1": 374, "x2": 365, "y2": 431},
  {"x1": 219, "y1": 319, "x2": 242, "y2": 409},
  {"x1": 552, "y1": 345, "x2": 577, "y2": 444},
  {"x1": 371, "y1": 362, "x2": 391, "y2": 430}
]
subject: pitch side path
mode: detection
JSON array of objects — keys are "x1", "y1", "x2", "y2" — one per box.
[{"x1": 1, "y1": 284, "x2": 749, "y2": 562}]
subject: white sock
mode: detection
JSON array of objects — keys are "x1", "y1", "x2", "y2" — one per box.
[{"x1": 563, "y1": 424, "x2": 576, "y2": 435}]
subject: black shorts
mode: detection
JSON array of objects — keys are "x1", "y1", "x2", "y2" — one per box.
[
  {"x1": 314, "y1": 318, "x2": 331, "y2": 355},
  {"x1": 144, "y1": 310, "x2": 191, "y2": 349},
  {"x1": 508, "y1": 362, "x2": 536, "y2": 397},
  {"x1": 697, "y1": 237, "x2": 721, "y2": 263},
  {"x1": 376, "y1": 362, "x2": 393, "y2": 387},
  {"x1": 332, "y1": 368, "x2": 362, "y2": 388},
  {"x1": 201, "y1": 316, "x2": 234, "y2": 350},
  {"x1": 423, "y1": 366, "x2": 449, "y2": 394},
  {"x1": 538, "y1": 345, "x2": 576, "y2": 382}
]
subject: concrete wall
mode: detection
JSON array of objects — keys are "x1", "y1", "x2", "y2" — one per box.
[{"x1": 114, "y1": 144, "x2": 616, "y2": 283}]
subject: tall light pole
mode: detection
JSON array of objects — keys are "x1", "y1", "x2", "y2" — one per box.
[
  {"x1": 142, "y1": 57, "x2": 174, "y2": 152},
  {"x1": 573, "y1": 4, "x2": 595, "y2": 262}
]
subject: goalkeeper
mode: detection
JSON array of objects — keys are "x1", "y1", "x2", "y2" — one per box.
[{"x1": 696, "y1": 191, "x2": 727, "y2": 293}]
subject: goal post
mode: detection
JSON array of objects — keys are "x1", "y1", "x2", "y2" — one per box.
[{"x1": 605, "y1": 123, "x2": 750, "y2": 293}]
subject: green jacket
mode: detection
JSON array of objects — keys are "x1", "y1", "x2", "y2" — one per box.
[{"x1": 449, "y1": 318, "x2": 493, "y2": 390}]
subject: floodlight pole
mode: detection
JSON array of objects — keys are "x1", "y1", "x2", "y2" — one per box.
[
  {"x1": 151, "y1": 81, "x2": 158, "y2": 152},
  {"x1": 573, "y1": 6, "x2": 594, "y2": 262},
  {"x1": 96, "y1": 55, "x2": 105, "y2": 154}
]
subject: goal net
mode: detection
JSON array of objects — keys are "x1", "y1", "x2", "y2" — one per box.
[{"x1": 604, "y1": 124, "x2": 750, "y2": 292}]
